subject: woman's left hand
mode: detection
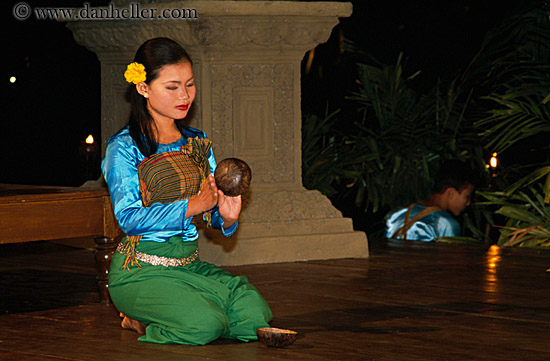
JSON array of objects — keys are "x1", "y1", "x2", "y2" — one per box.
[{"x1": 218, "y1": 190, "x2": 241, "y2": 229}]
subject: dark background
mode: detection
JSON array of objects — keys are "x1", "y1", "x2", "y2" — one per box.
[{"x1": 3, "y1": 0, "x2": 514, "y2": 187}]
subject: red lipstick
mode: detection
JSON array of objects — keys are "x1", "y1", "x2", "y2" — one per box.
[{"x1": 176, "y1": 104, "x2": 189, "y2": 111}]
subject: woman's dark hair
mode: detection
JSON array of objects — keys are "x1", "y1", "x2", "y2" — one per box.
[
  {"x1": 127, "y1": 37, "x2": 193, "y2": 157},
  {"x1": 432, "y1": 160, "x2": 479, "y2": 194}
]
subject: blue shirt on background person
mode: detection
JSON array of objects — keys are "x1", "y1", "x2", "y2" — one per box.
[
  {"x1": 384, "y1": 160, "x2": 477, "y2": 242},
  {"x1": 385, "y1": 204, "x2": 462, "y2": 241}
]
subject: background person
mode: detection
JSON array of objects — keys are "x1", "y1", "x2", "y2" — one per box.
[{"x1": 385, "y1": 160, "x2": 477, "y2": 241}]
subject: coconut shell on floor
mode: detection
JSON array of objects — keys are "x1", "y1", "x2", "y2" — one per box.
[
  {"x1": 256, "y1": 327, "x2": 298, "y2": 348},
  {"x1": 214, "y1": 158, "x2": 252, "y2": 197}
]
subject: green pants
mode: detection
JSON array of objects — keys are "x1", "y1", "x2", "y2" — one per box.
[{"x1": 108, "y1": 237, "x2": 273, "y2": 345}]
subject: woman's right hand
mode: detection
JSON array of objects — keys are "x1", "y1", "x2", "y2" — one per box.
[{"x1": 185, "y1": 174, "x2": 218, "y2": 218}]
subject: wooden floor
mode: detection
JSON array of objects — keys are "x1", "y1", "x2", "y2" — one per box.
[{"x1": 1, "y1": 239, "x2": 549, "y2": 361}]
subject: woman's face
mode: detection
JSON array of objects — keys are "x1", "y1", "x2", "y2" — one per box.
[{"x1": 139, "y1": 61, "x2": 196, "y2": 123}]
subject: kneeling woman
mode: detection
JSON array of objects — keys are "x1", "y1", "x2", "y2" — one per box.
[{"x1": 102, "y1": 37, "x2": 273, "y2": 345}]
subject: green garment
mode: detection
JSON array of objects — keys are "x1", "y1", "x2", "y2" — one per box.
[{"x1": 108, "y1": 237, "x2": 273, "y2": 345}]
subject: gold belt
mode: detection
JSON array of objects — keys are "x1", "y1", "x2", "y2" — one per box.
[{"x1": 116, "y1": 242, "x2": 199, "y2": 267}]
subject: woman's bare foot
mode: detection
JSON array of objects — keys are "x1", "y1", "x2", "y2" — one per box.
[{"x1": 120, "y1": 313, "x2": 146, "y2": 334}]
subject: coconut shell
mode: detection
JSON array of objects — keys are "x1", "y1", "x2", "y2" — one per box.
[
  {"x1": 214, "y1": 158, "x2": 252, "y2": 197},
  {"x1": 256, "y1": 327, "x2": 298, "y2": 348}
]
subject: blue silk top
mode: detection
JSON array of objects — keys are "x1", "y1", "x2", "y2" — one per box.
[
  {"x1": 384, "y1": 204, "x2": 461, "y2": 242},
  {"x1": 101, "y1": 125, "x2": 237, "y2": 243}
]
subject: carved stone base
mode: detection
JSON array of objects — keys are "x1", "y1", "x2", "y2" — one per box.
[
  {"x1": 199, "y1": 222, "x2": 368, "y2": 266},
  {"x1": 197, "y1": 189, "x2": 369, "y2": 266}
]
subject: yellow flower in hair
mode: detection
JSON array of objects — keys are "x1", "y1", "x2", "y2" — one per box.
[{"x1": 124, "y1": 62, "x2": 147, "y2": 84}]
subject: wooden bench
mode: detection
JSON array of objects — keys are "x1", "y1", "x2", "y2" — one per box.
[{"x1": 0, "y1": 184, "x2": 121, "y2": 303}]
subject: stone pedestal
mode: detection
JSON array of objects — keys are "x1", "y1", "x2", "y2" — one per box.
[{"x1": 68, "y1": 0, "x2": 368, "y2": 265}]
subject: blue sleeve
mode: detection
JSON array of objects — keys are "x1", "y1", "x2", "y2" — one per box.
[
  {"x1": 384, "y1": 208, "x2": 404, "y2": 239},
  {"x1": 202, "y1": 141, "x2": 238, "y2": 237},
  {"x1": 101, "y1": 136, "x2": 193, "y2": 236},
  {"x1": 207, "y1": 205, "x2": 239, "y2": 236},
  {"x1": 435, "y1": 214, "x2": 461, "y2": 238}
]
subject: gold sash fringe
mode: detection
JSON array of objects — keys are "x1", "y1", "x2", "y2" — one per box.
[{"x1": 120, "y1": 235, "x2": 144, "y2": 271}]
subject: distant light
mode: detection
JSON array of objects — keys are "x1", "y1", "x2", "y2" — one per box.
[
  {"x1": 489, "y1": 152, "x2": 498, "y2": 168},
  {"x1": 9, "y1": 76, "x2": 16, "y2": 83},
  {"x1": 85, "y1": 135, "x2": 94, "y2": 144}
]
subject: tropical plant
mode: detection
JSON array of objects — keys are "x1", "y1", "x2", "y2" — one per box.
[
  {"x1": 301, "y1": 108, "x2": 341, "y2": 196},
  {"x1": 301, "y1": 2, "x2": 549, "y2": 243},
  {"x1": 472, "y1": 5, "x2": 550, "y2": 155},
  {"x1": 301, "y1": 52, "x2": 487, "y2": 227},
  {"x1": 468, "y1": 3, "x2": 550, "y2": 246},
  {"x1": 341, "y1": 52, "x2": 485, "y2": 213},
  {"x1": 477, "y1": 167, "x2": 550, "y2": 246}
]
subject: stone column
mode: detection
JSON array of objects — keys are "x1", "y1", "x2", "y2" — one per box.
[{"x1": 68, "y1": 0, "x2": 368, "y2": 265}]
